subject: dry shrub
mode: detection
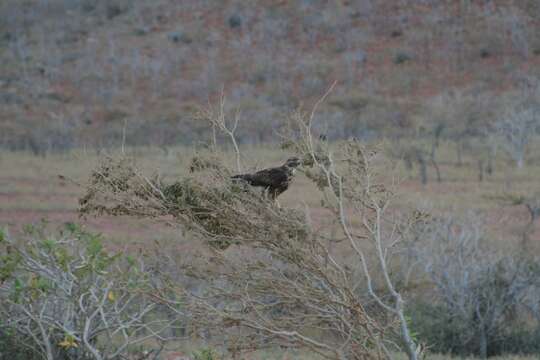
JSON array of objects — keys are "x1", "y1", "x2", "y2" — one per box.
[
  {"x1": 80, "y1": 154, "x2": 308, "y2": 251},
  {"x1": 80, "y1": 153, "x2": 395, "y2": 359},
  {"x1": 406, "y1": 214, "x2": 540, "y2": 358},
  {"x1": 0, "y1": 223, "x2": 174, "y2": 360},
  {"x1": 79, "y1": 89, "x2": 422, "y2": 359}
]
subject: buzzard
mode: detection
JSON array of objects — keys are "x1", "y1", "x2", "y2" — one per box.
[{"x1": 231, "y1": 157, "x2": 302, "y2": 200}]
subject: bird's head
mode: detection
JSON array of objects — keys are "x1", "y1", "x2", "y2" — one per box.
[{"x1": 284, "y1": 157, "x2": 302, "y2": 169}]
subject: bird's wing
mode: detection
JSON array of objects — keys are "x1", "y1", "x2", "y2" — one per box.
[
  {"x1": 232, "y1": 173, "x2": 253, "y2": 182},
  {"x1": 248, "y1": 167, "x2": 288, "y2": 187}
]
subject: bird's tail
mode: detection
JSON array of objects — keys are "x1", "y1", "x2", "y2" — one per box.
[{"x1": 231, "y1": 174, "x2": 253, "y2": 184}]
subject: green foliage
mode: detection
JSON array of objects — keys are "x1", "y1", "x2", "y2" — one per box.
[
  {"x1": 168, "y1": 30, "x2": 193, "y2": 44},
  {"x1": 394, "y1": 52, "x2": 412, "y2": 65},
  {"x1": 193, "y1": 347, "x2": 220, "y2": 360},
  {"x1": 491, "y1": 327, "x2": 540, "y2": 355},
  {"x1": 409, "y1": 302, "x2": 540, "y2": 357},
  {"x1": 228, "y1": 14, "x2": 242, "y2": 29},
  {"x1": 408, "y1": 303, "x2": 470, "y2": 356},
  {"x1": 0, "y1": 327, "x2": 41, "y2": 360},
  {"x1": 0, "y1": 251, "x2": 20, "y2": 284},
  {"x1": 0, "y1": 222, "x2": 163, "y2": 360}
]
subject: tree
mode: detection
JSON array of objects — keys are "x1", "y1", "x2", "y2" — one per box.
[
  {"x1": 79, "y1": 88, "x2": 423, "y2": 359},
  {"x1": 408, "y1": 214, "x2": 540, "y2": 358},
  {"x1": 494, "y1": 107, "x2": 539, "y2": 168},
  {"x1": 0, "y1": 223, "x2": 177, "y2": 360}
]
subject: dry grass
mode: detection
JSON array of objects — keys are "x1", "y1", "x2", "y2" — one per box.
[
  {"x1": 160, "y1": 341, "x2": 538, "y2": 360},
  {"x1": 160, "y1": 345, "x2": 537, "y2": 360},
  {"x1": 398, "y1": 355, "x2": 536, "y2": 360},
  {"x1": 2, "y1": 141, "x2": 540, "y2": 250},
  {"x1": 1, "y1": 144, "x2": 540, "y2": 358}
]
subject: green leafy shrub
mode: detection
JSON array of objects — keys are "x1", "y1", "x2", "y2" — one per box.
[
  {"x1": 0, "y1": 326, "x2": 40, "y2": 360},
  {"x1": 409, "y1": 303, "x2": 540, "y2": 357},
  {"x1": 193, "y1": 347, "x2": 220, "y2": 360},
  {"x1": 394, "y1": 52, "x2": 412, "y2": 65},
  {"x1": 228, "y1": 14, "x2": 242, "y2": 28},
  {"x1": 0, "y1": 223, "x2": 175, "y2": 360}
]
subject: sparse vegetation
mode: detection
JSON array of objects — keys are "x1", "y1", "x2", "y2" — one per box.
[
  {"x1": 0, "y1": 223, "x2": 179, "y2": 360},
  {"x1": 1, "y1": 0, "x2": 540, "y2": 153},
  {"x1": 77, "y1": 94, "x2": 425, "y2": 359},
  {"x1": 394, "y1": 52, "x2": 413, "y2": 65},
  {"x1": 2, "y1": 0, "x2": 540, "y2": 358},
  {"x1": 493, "y1": 107, "x2": 540, "y2": 169},
  {"x1": 406, "y1": 214, "x2": 540, "y2": 358}
]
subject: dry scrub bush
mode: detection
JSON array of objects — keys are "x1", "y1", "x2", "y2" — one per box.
[
  {"x1": 407, "y1": 214, "x2": 540, "y2": 358},
  {"x1": 0, "y1": 223, "x2": 177, "y2": 360},
  {"x1": 484, "y1": 192, "x2": 540, "y2": 248},
  {"x1": 79, "y1": 89, "x2": 422, "y2": 359},
  {"x1": 492, "y1": 107, "x2": 540, "y2": 169}
]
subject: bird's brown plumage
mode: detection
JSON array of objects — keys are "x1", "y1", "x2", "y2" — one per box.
[{"x1": 231, "y1": 157, "x2": 301, "y2": 199}]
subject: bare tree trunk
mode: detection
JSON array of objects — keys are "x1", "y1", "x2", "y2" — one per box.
[
  {"x1": 456, "y1": 140, "x2": 463, "y2": 167},
  {"x1": 504, "y1": 170, "x2": 512, "y2": 192},
  {"x1": 486, "y1": 151, "x2": 494, "y2": 176},
  {"x1": 431, "y1": 137, "x2": 442, "y2": 182},
  {"x1": 517, "y1": 155, "x2": 524, "y2": 169},
  {"x1": 479, "y1": 326, "x2": 488, "y2": 359},
  {"x1": 431, "y1": 157, "x2": 442, "y2": 183},
  {"x1": 522, "y1": 223, "x2": 533, "y2": 251},
  {"x1": 478, "y1": 159, "x2": 484, "y2": 182},
  {"x1": 416, "y1": 151, "x2": 428, "y2": 185},
  {"x1": 522, "y1": 203, "x2": 540, "y2": 250},
  {"x1": 403, "y1": 154, "x2": 413, "y2": 172}
]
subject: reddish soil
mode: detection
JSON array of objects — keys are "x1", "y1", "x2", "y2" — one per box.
[{"x1": 2, "y1": 171, "x2": 539, "y2": 254}]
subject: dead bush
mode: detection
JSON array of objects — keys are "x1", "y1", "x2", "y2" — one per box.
[
  {"x1": 79, "y1": 87, "x2": 423, "y2": 359},
  {"x1": 406, "y1": 214, "x2": 540, "y2": 358}
]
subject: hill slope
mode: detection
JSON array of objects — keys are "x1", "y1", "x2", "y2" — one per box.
[{"x1": 1, "y1": 0, "x2": 539, "y2": 151}]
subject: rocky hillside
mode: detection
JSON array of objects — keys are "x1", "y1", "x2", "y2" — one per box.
[{"x1": 1, "y1": 0, "x2": 539, "y2": 152}]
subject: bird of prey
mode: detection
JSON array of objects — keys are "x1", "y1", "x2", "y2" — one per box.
[{"x1": 231, "y1": 157, "x2": 302, "y2": 200}]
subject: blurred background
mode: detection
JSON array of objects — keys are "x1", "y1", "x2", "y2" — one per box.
[
  {"x1": 2, "y1": 1, "x2": 540, "y2": 359},
  {"x1": 1, "y1": 0, "x2": 539, "y2": 152}
]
